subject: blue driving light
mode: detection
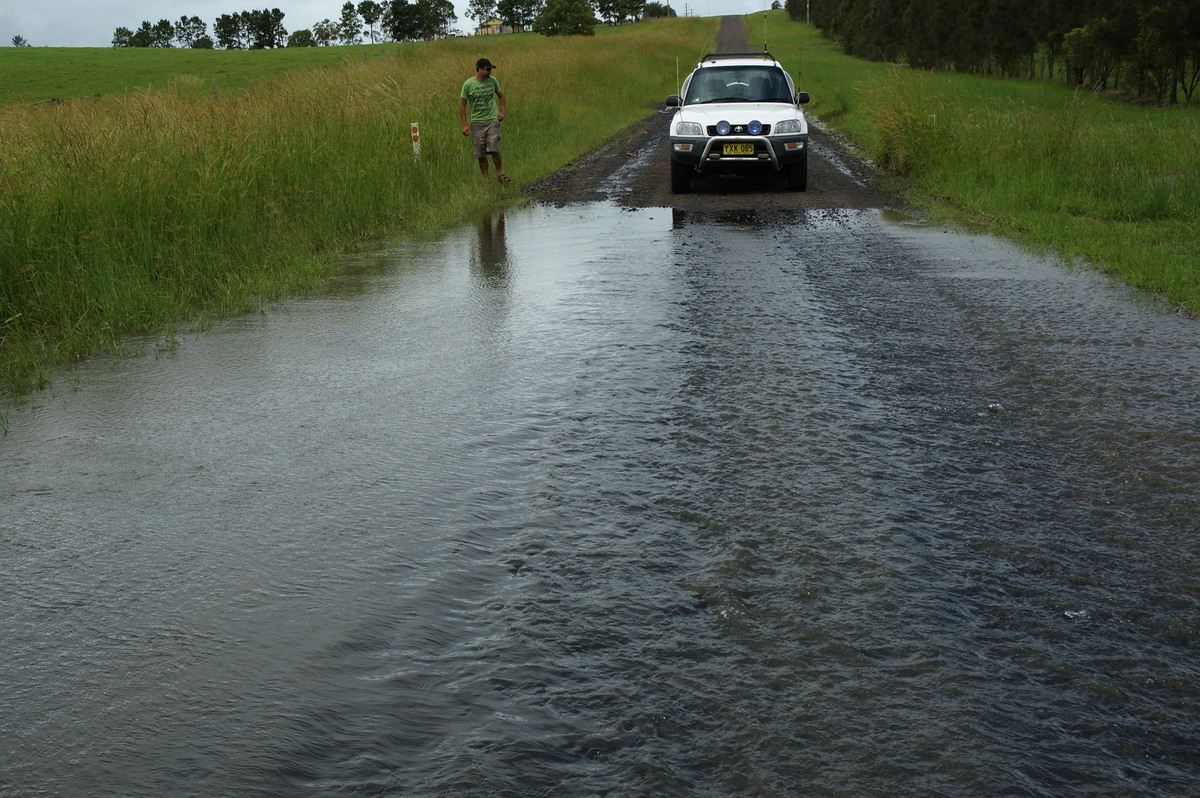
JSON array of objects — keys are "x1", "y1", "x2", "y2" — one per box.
[
  {"x1": 748, "y1": 120, "x2": 763, "y2": 136},
  {"x1": 715, "y1": 120, "x2": 731, "y2": 136}
]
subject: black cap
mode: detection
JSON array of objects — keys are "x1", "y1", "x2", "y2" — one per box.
[{"x1": 476, "y1": 58, "x2": 496, "y2": 70}]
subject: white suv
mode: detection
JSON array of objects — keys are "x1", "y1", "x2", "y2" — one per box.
[{"x1": 666, "y1": 52, "x2": 811, "y2": 193}]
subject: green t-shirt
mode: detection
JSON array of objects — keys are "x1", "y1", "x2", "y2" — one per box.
[{"x1": 461, "y1": 75, "x2": 502, "y2": 123}]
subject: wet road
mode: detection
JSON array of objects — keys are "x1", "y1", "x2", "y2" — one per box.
[{"x1": 2, "y1": 201, "x2": 1199, "y2": 797}]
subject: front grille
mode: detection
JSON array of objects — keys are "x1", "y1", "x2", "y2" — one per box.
[{"x1": 705, "y1": 123, "x2": 772, "y2": 136}]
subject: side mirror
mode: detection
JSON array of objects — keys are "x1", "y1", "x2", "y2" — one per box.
[
  {"x1": 666, "y1": 95, "x2": 682, "y2": 107},
  {"x1": 795, "y1": 91, "x2": 811, "y2": 105}
]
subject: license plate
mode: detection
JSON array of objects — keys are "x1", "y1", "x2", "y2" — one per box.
[{"x1": 722, "y1": 143, "x2": 755, "y2": 156}]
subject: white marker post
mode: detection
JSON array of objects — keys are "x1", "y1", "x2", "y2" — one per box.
[{"x1": 410, "y1": 123, "x2": 421, "y2": 157}]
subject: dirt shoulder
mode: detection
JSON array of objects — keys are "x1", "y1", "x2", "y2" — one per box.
[{"x1": 524, "y1": 17, "x2": 906, "y2": 213}]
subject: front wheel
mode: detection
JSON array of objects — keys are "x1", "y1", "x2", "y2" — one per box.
[
  {"x1": 671, "y1": 159, "x2": 693, "y2": 194},
  {"x1": 786, "y1": 152, "x2": 808, "y2": 192}
]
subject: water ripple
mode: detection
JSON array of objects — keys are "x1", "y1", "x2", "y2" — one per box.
[{"x1": 2, "y1": 204, "x2": 1198, "y2": 796}]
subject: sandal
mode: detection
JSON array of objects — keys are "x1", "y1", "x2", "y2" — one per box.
[{"x1": 497, "y1": 174, "x2": 510, "y2": 183}]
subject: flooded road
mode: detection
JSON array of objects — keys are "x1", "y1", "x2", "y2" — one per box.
[{"x1": 3, "y1": 202, "x2": 1199, "y2": 796}]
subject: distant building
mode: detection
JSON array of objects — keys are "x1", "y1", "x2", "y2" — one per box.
[{"x1": 476, "y1": 17, "x2": 513, "y2": 35}]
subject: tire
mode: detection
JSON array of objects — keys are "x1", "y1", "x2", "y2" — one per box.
[
  {"x1": 787, "y1": 152, "x2": 808, "y2": 192},
  {"x1": 671, "y1": 159, "x2": 692, "y2": 194}
]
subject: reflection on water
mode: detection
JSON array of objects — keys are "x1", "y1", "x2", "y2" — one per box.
[
  {"x1": 671, "y1": 206, "x2": 811, "y2": 228},
  {"x1": 2, "y1": 202, "x2": 1199, "y2": 797},
  {"x1": 472, "y1": 211, "x2": 510, "y2": 281}
]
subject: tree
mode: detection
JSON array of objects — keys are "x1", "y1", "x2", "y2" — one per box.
[
  {"x1": 497, "y1": 0, "x2": 542, "y2": 30},
  {"x1": 11, "y1": 35, "x2": 31, "y2": 47},
  {"x1": 288, "y1": 29, "x2": 317, "y2": 46},
  {"x1": 111, "y1": 28, "x2": 133, "y2": 47},
  {"x1": 421, "y1": 0, "x2": 457, "y2": 37},
  {"x1": 127, "y1": 20, "x2": 174, "y2": 47},
  {"x1": 642, "y1": 2, "x2": 676, "y2": 18},
  {"x1": 1063, "y1": 18, "x2": 1123, "y2": 88},
  {"x1": 312, "y1": 19, "x2": 339, "y2": 45},
  {"x1": 359, "y1": 1, "x2": 385, "y2": 43},
  {"x1": 383, "y1": 0, "x2": 421, "y2": 40},
  {"x1": 130, "y1": 22, "x2": 153, "y2": 47},
  {"x1": 594, "y1": 0, "x2": 618, "y2": 24},
  {"x1": 339, "y1": 2, "x2": 363, "y2": 44},
  {"x1": 532, "y1": 0, "x2": 597, "y2": 35},
  {"x1": 468, "y1": 0, "x2": 498, "y2": 24},
  {"x1": 596, "y1": 0, "x2": 642, "y2": 25},
  {"x1": 153, "y1": 19, "x2": 175, "y2": 47},
  {"x1": 615, "y1": 0, "x2": 643, "y2": 23},
  {"x1": 780, "y1": 0, "x2": 1200, "y2": 100},
  {"x1": 214, "y1": 14, "x2": 247, "y2": 49},
  {"x1": 900, "y1": 0, "x2": 949, "y2": 70},
  {"x1": 383, "y1": 0, "x2": 454, "y2": 41},
  {"x1": 174, "y1": 16, "x2": 208, "y2": 48},
  {"x1": 988, "y1": 0, "x2": 1036, "y2": 76},
  {"x1": 1132, "y1": 2, "x2": 1190, "y2": 103},
  {"x1": 1183, "y1": 2, "x2": 1200, "y2": 101},
  {"x1": 246, "y1": 8, "x2": 287, "y2": 48}
]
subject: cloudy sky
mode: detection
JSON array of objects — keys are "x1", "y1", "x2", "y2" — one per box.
[{"x1": 4, "y1": 0, "x2": 776, "y2": 48}]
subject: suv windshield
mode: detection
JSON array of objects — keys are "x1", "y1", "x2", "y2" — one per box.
[{"x1": 685, "y1": 66, "x2": 792, "y2": 105}]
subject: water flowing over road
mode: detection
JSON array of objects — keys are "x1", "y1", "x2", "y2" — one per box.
[{"x1": 3, "y1": 196, "x2": 1199, "y2": 796}]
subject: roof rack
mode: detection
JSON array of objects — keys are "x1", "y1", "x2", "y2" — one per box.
[{"x1": 699, "y1": 51, "x2": 776, "y2": 62}]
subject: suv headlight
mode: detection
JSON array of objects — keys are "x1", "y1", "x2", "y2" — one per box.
[
  {"x1": 773, "y1": 119, "x2": 804, "y2": 134},
  {"x1": 675, "y1": 121, "x2": 703, "y2": 136}
]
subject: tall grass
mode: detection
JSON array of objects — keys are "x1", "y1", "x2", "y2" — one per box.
[
  {"x1": 762, "y1": 11, "x2": 1200, "y2": 311},
  {"x1": 0, "y1": 18, "x2": 714, "y2": 395}
]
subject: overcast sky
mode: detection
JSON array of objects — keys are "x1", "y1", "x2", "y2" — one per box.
[{"x1": 4, "y1": 0, "x2": 777, "y2": 48}]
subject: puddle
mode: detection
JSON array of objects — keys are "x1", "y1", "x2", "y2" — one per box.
[{"x1": 4, "y1": 200, "x2": 1198, "y2": 797}]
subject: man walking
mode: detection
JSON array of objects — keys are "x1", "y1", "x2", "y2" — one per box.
[{"x1": 459, "y1": 58, "x2": 508, "y2": 182}]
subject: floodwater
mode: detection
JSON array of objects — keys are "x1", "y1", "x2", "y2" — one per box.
[{"x1": 2, "y1": 203, "x2": 1198, "y2": 797}]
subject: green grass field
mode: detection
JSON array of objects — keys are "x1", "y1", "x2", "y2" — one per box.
[
  {"x1": 0, "y1": 43, "x2": 411, "y2": 106},
  {"x1": 759, "y1": 12, "x2": 1200, "y2": 312},
  {"x1": 2, "y1": 13, "x2": 1198, "y2": 397}
]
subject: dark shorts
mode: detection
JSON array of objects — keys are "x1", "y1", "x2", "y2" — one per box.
[{"x1": 470, "y1": 118, "x2": 501, "y2": 160}]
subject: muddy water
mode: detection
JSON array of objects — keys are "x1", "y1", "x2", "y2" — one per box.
[{"x1": 3, "y1": 203, "x2": 1198, "y2": 796}]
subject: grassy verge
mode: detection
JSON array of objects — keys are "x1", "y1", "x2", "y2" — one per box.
[
  {"x1": 0, "y1": 18, "x2": 715, "y2": 395},
  {"x1": 760, "y1": 11, "x2": 1200, "y2": 312}
]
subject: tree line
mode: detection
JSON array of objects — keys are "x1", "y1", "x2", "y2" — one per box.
[
  {"x1": 113, "y1": 2, "x2": 454, "y2": 48},
  {"x1": 788, "y1": 0, "x2": 1200, "y2": 104},
  {"x1": 467, "y1": 0, "x2": 674, "y2": 33},
  {"x1": 112, "y1": 0, "x2": 677, "y2": 48}
]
